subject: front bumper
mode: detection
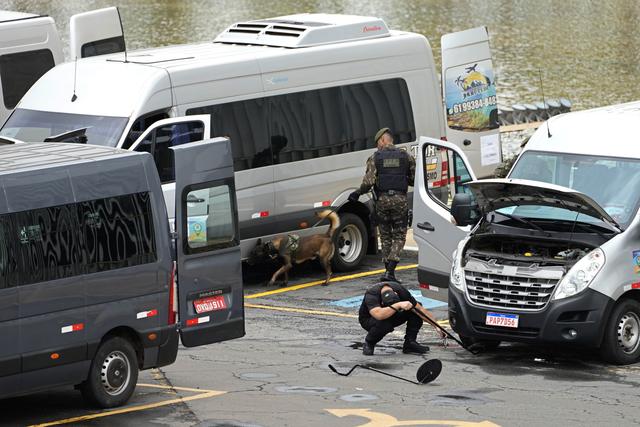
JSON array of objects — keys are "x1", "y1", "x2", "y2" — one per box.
[{"x1": 448, "y1": 285, "x2": 615, "y2": 347}]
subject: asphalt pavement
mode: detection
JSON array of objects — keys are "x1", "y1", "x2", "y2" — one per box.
[{"x1": 3, "y1": 250, "x2": 640, "y2": 427}]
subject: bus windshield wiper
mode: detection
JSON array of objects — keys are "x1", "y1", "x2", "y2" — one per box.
[
  {"x1": 496, "y1": 210, "x2": 551, "y2": 236},
  {"x1": 44, "y1": 127, "x2": 88, "y2": 144}
]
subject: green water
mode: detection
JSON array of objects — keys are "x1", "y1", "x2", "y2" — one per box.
[{"x1": 2, "y1": 0, "x2": 640, "y2": 110}]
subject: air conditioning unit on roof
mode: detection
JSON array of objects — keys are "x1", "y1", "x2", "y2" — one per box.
[{"x1": 214, "y1": 13, "x2": 390, "y2": 48}]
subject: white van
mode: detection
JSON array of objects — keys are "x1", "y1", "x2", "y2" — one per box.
[
  {"x1": 413, "y1": 100, "x2": 640, "y2": 364},
  {"x1": 0, "y1": 11, "x2": 63, "y2": 124},
  {"x1": 0, "y1": 11, "x2": 500, "y2": 269},
  {"x1": 0, "y1": 7, "x2": 128, "y2": 125}
]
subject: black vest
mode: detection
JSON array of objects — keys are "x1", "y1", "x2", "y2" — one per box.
[{"x1": 374, "y1": 148, "x2": 409, "y2": 193}]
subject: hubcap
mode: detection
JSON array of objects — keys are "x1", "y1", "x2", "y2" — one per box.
[
  {"x1": 338, "y1": 224, "x2": 363, "y2": 264},
  {"x1": 617, "y1": 312, "x2": 640, "y2": 354},
  {"x1": 101, "y1": 350, "x2": 131, "y2": 396}
]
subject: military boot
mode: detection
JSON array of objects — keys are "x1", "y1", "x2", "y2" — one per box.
[
  {"x1": 386, "y1": 260, "x2": 401, "y2": 283},
  {"x1": 380, "y1": 261, "x2": 391, "y2": 282},
  {"x1": 403, "y1": 339, "x2": 429, "y2": 354}
]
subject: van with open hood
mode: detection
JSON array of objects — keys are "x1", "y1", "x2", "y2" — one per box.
[{"x1": 412, "y1": 100, "x2": 640, "y2": 364}]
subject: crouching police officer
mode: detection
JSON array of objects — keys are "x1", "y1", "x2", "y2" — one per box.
[
  {"x1": 348, "y1": 127, "x2": 415, "y2": 282},
  {"x1": 358, "y1": 282, "x2": 430, "y2": 355}
]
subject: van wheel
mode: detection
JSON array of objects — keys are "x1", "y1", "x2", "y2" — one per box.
[
  {"x1": 600, "y1": 299, "x2": 640, "y2": 365},
  {"x1": 81, "y1": 336, "x2": 138, "y2": 408},
  {"x1": 332, "y1": 213, "x2": 368, "y2": 272}
]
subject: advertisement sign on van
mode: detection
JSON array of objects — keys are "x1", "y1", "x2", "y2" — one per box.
[{"x1": 444, "y1": 59, "x2": 497, "y2": 131}]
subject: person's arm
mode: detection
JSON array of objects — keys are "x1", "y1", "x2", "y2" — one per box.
[
  {"x1": 369, "y1": 300, "x2": 414, "y2": 320},
  {"x1": 358, "y1": 156, "x2": 377, "y2": 194},
  {"x1": 414, "y1": 303, "x2": 446, "y2": 338}
]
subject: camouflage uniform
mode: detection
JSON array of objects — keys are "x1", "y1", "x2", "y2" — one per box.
[{"x1": 358, "y1": 146, "x2": 416, "y2": 263}]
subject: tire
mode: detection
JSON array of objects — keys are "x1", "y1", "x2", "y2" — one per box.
[
  {"x1": 600, "y1": 299, "x2": 640, "y2": 365},
  {"x1": 459, "y1": 335, "x2": 501, "y2": 351},
  {"x1": 80, "y1": 336, "x2": 139, "y2": 408},
  {"x1": 332, "y1": 213, "x2": 368, "y2": 272}
]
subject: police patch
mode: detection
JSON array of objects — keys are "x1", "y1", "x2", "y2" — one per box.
[{"x1": 383, "y1": 158, "x2": 400, "y2": 168}]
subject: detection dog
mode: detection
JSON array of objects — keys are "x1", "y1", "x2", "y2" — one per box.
[{"x1": 249, "y1": 210, "x2": 340, "y2": 287}]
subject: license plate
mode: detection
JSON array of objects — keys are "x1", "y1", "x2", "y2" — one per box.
[
  {"x1": 194, "y1": 295, "x2": 227, "y2": 314},
  {"x1": 485, "y1": 312, "x2": 519, "y2": 328}
]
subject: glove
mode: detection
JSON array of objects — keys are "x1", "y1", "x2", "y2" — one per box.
[{"x1": 348, "y1": 190, "x2": 360, "y2": 203}]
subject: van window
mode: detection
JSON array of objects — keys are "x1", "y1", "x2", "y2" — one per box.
[
  {"x1": 423, "y1": 144, "x2": 473, "y2": 209},
  {"x1": 184, "y1": 182, "x2": 237, "y2": 253},
  {"x1": 80, "y1": 192, "x2": 157, "y2": 273},
  {"x1": 134, "y1": 121, "x2": 205, "y2": 183},
  {"x1": 187, "y1": 99, "x2": 270, "y2": 171},
  {"x1": 186, "y1": 78, "x2": 415, "y2": 171},
  {"x1": 122, "y1": 110, "x2": 170, "y2": 150},
  {"x1": 2, "y1": 192, "x2": 156, "y2": 287},
  {"x1": 81, "y1": 36, "x2": 126, "y2": 58},
  {"x1": 0, "y1": 49, "x2": 55, "y2": 109}
]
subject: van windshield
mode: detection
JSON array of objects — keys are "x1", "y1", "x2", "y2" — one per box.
[
  {"x1": 509, "y1": 150, "x2": 640, "y2": 228},
  {"x1": 0, "y1": 108, "x2": 127, "y2": 147}
]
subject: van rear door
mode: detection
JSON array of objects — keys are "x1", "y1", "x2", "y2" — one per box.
[
  {"x1": 69, "y1": 7, "x2": 125, "y2": 59},
  {"x1": 441, "y1": 26, "x2": 500, "y2": 178},
  {"x1": 172, "y1": 137, "x2": 244, "y2": 347},
  {"x1": 413, "y1": 136, "x2": 475, "y2": 290}
]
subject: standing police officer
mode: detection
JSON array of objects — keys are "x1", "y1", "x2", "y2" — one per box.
[{"x1": 349, "y1": 127, "x2": 415, "y2": 282}]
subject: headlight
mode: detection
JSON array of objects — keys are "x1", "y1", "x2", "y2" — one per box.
[
  {"x1": 554, "y1": 248, "x2": 605, "y2": 300},
  {"x1": 451, "y1": 239, "x2": 468, "y2": 290}
]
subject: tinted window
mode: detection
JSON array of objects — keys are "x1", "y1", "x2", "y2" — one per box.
[
  {"x1": 187, "y1": 99, "x2": 269, "y2": 171},
  {"x1": 423, "y1": 144, "x2": 473, "y2": 210},
  {"x1": 80, "y1": 192, "x2": 157, "y2": 272},
  {"x1": 11, "y1": 204, "x2": 82, "y2": 286},
  {"x1": 122, "y1": 110, "x2": 169, "y2": 150},
  {"x1": 0, "y1": 49, "x2": 55, "y2": 109},
  {"x1": 184, "y1": 182, "x2": 237, "y2": 253},
  {"x1": 186, "y1": 78, "x2": 415, "y2": 170},
  {"x1": 81, "y1": 36, "x2": 125, "y2": 58},
  {"x1": 0, "y1": 192, "x2": 157, "y2": 287},
  {"x1": 134, "y1": 121, "x2": 205, "y2": 183}
]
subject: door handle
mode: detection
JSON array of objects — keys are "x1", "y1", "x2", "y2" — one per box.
[
  {"x1": 463, "y1": 139, "x2": 472, "y2": 146},
  {"x1": 417, "y1": 221, "x2": 435, "y2": 232}
]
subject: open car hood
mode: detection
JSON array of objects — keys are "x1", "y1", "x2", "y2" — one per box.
[{"x1": 467, "y1": 178, "x2": 620, "y2": 229}]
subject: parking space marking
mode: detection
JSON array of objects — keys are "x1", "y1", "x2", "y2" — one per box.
[
  {"x1": 31, "y1": 384, "x2": 225, "y2": 427},
  {"x1": 327, "y1": 408, "x2": 500, "y2": 426},
  {"x1": 246, "y1": 264, "x2": 419, "y2": 299},
  {"x1": 246, "y1": 302, "x2": 451, "y2": 328}
]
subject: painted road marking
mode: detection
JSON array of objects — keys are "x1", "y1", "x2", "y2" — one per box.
[
  {"x1": 30, "y1": 384, "x2": 225, "y2": 427},
  {"x1": 245, "y1": 302, "x2": 450, "y2": 328},
  {"x1": 246, "y1": 264, "x2": 418, "y2": 299},
  {"x1": 327, "y1": 408, "x2": 500, "y2": 426},
  {"x1": 329, "y1": 290, "x2": 446, "y2": 309}
]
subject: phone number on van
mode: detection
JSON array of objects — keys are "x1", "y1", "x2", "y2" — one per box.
[{"x1": 451, "y1": 95, "x2": 497, "y2": 114}]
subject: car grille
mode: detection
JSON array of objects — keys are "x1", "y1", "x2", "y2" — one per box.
[{"x1": 464, "y1": 258, "x2": 564, "y2": 311}]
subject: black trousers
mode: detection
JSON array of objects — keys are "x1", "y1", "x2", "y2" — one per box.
[{"x1": 360, "y1": 310, "x2": 423, "y2": 345}]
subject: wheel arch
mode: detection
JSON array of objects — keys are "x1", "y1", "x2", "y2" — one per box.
[{"x1": 97, "y1": 326, "x2": 145, "y2": 368}]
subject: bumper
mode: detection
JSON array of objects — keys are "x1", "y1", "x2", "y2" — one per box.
[{"x1": 448, "y1": 285, "x2": 615, "y2": 348}]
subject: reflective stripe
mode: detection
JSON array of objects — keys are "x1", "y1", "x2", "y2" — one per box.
[
  {"x1": 185, "y1": 316, "x2": 210, "y2": 326},
  {"x1": 136, "y1": 309, "x2": 158, "y2": 319},
  {"x1": 61, "y1": 323, "x2": 84, "y2": 334}
]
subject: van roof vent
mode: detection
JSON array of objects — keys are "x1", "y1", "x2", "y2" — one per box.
[{"x1": 214, "y1": 13, "x2": 390, "y2": 48}]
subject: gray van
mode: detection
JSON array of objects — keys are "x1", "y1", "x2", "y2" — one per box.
[{"x1": 0, "y1": 139, "x2": 244, "y2": 406}]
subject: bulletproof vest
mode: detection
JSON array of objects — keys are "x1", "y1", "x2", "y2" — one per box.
[{"x1": 374, "y1": 148, "x2": 409, "y2": 193}]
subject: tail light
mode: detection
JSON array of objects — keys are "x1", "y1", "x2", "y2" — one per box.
[{"x1": 167, "y1": 261, "x2": 177, "y2": 324}]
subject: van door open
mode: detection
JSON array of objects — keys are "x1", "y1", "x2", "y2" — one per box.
[
  {"x1": 69, "y1": 7, "x2": 126, "y2": 59},
  {"x1": 172, "y1": 137, "x2": 244, "y2": 347},
  {"x1": 441, "y1": 26, "x2": 500, "y2": 179},
  {"x1": 129, "y1": 115, "x2": 211, "y2": 219},
  {"x1": 413, "y1": 136, "x2": 476, "y2": 290}
]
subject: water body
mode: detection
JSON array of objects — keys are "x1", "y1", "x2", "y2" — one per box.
[{"x1": 3, "y1": 0, "x2": 640, "y2": 110}]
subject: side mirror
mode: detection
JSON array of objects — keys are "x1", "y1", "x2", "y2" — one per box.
[{"x1": 451, "y1": 193, "x2": 480, "y2": 226}]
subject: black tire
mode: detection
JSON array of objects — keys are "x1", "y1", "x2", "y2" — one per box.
[
  {"x1": 600, "y1": 298, "x2": 640, "y2": 365},
  {"x1": 80, "y1": 336, "x2": 139, "y2": 408},
  {"x1": 459, "y1": 335, "x2": 501, "y2": 351},
  {"x1": 332, "y1": 213, "x2": 368, "y2": 272}
]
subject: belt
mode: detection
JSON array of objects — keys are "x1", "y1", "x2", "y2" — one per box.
[{"x1": 377, "y1": 190, "x2": 406, "y2": 196}]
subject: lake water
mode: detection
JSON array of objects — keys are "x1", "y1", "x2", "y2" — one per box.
[{"x1": 3, "y1": 0, "x2": 640, "y2": 110}]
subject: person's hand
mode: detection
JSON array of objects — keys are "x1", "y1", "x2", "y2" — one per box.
[
  {"x1": 393, "y1": 301, "x2": 414, "y2": 311},
  {"x1": 348, "y1": 190, "x2": 360, "y2": 203}
]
